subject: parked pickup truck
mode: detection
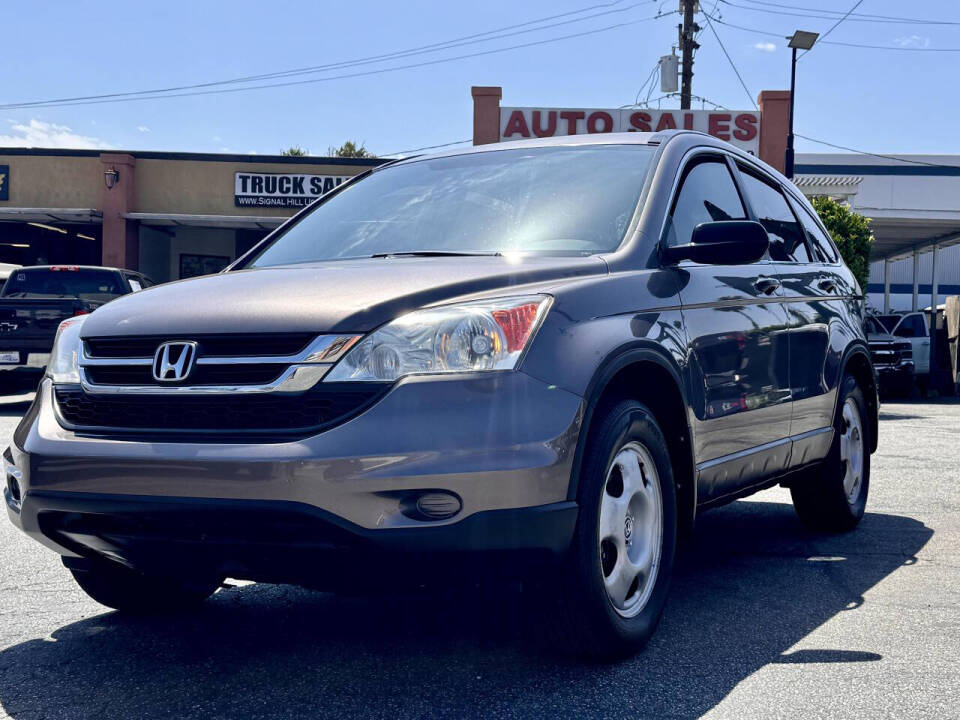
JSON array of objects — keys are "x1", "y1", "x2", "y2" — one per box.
[
  {"x1": 0, "y1": 266, "x2": 154, "y2": 382},
  {"x1": 875, "y1": 311, "x2": 933, "y2": 392},
  {"x1": 864, "y1": 315, "x2": 913, "y2": 395}
]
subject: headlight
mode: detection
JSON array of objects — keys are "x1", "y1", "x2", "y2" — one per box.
[
  {"x1": 325, "y1": 295, "x2": 551, "y2": 382},
  {"x1": 47, "y1": 316, "x2": 86, "y2": 384}
]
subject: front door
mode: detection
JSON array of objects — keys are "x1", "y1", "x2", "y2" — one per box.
[{"x1": 665, "y1": 156, "x2": 792, "y2": 503}]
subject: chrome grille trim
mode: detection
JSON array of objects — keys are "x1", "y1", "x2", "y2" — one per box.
[{"x1": 77, "y1": 334, "x2": 361, "y2": 395}]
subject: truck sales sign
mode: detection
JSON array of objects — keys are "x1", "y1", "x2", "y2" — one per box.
[
  {"x1": 234, "y1": 172, "x2": 351, "y2": 208},
  {"x1": 500, "y1": 107, "x2": 761, "y2": 154}
]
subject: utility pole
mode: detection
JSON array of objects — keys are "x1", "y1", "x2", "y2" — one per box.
[{"x1": 679, "y1": 0, "x2": 699, "y2": 109}]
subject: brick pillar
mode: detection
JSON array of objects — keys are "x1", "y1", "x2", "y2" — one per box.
[
  {"x1": 472, "y1": 86, "x2": 502, "y2": 146},
  {"x1": 757, "y1": 90, "x2": 791, "y2": 175},
  {"x1": 99, "y1": 153, "x2": 138, "y2": 269}
]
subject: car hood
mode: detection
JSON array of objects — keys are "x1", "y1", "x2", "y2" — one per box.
[
  {"x1": 80, "y1": 255, "x2": 607, "y2": 337},
  {"x1": 867, "y1": 332, "x2": 905, "y2": 344}
]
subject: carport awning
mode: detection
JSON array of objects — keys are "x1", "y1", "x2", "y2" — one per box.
[
  {"x1": 795, "y1": 176, "x2": 960, "y2": 261},
  {"x1": 124, "y1": 212, "x2": 286, "y2": 230},
  {"x1": 0, "y1": 207, "x2": 102, "y2": 223}
]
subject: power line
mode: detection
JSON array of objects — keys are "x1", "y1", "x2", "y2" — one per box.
[
  {"x1": 1, "y1": 0, "x2": 659, "y2": 111},
  {"x1": 798, "y1": 0, "x2": 863, "y2": 60},
  {"x1": 703, "y1": 13, "x2": 960, "y2": 51},
  {"x1": 795, "y1": 133, "x2": 960, "y2": 169},
  {"x1": 721, "y1": 0, "x2": 960, "y2": 26},
  {"x1": 0, "y1": 15, "x2": 665, "y2": 111},
  {"x1": 701, "y1": 10, "x2": 758, "y2": 108}
]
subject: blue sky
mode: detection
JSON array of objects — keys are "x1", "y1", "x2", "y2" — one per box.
[{"x1": 2, "y1": 0, "x2": 957, "y2": 156}]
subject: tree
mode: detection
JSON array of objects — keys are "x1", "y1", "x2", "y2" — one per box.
[
  {"x1": 327, "y1": 140, "x2": 375, "y2": 158},
  {"x1": 281, "y1": 146, "x2": 308, "y2": 156},
  {"x1": 811, "y1": 196, "x2": 873, "y2": 292}
]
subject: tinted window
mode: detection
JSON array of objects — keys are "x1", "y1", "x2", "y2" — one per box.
[
  {"x1": 894, "y1": 314, "x2": 925, "y2": 338},
  {"x1": 877, "y1": 315, "x2": 899, "y2": 332},
  {"x1": 248, "y1": 145, "x2": 656, "y2": 266},
  {"x1": 1, "y1": 268, "x2": 123, "y2": 299},
  {"x1": 666, "y1": 160, "x2": 746, "y2": 248},
  {"x1": 739, "y1": 171, "x2": 810, "y2": 262},
  {"x1": 864, "y1": 317, "x2": 884, "y2": 334},
  {"x1": 789, "y1": 195, "x2": 839, "y2": 263}
]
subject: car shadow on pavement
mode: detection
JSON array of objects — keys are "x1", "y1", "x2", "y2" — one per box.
[{"x1": 0, "y1": 500, "x2": 932, "y2": 719}]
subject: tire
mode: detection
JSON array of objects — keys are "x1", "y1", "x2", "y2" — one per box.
[
  {"x1": 67, "y1": 559, "x2": 220, "y2": 613},
  {"x1": 791, "y1": 374, "x2": 870, "y2": 532},
  {"x1": 552, "y1": 399, "x2": 677, "y2": 660}
]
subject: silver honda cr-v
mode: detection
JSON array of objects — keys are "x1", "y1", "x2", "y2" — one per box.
[{"x1": 4, "y1": 131, "x2": 877, "y2": 659}]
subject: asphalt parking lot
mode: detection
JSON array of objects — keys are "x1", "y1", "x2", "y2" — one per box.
[{"x1": 0, "y1": 382, "x2": 957, "y2": 719}]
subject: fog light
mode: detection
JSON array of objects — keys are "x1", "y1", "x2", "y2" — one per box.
[
  {"x1": 402, "y1": 491, "x2": 462, "y2": 521},
  {"x1": 6, "y1": 473, "x2": 21, "y2": 506}
]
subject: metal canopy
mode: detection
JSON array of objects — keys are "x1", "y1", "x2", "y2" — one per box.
[
  {"x1": 124, "y1": 213, "x2": 286, "y2": 230},
  {"x1": 794, "y1": 174, "x2": 960, "y2": 262},
  {"x1": 0, "y1": 207, "x2": 102, "y2": 224}
]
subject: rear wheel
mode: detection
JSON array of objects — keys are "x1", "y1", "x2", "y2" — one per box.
[
  {"x1": 551, "y1": 399, "x2": 677, "y2": 660},
  {"x1": 791, "y1": 375, "x2": 870, "y2": 532},
  {"x1": 67, "y1": 559, "x2": 220, "y2": 613}
]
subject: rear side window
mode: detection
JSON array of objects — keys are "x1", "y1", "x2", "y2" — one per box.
[
  {"x1": 738, "y1": 171, "x2": 811, "y2": 263},
  {"x1": 1, "y1": 268, "x2": 123, "y2": 298},
  {"x1": 665, "y1": 160, "x2": 746, "y2": 248},
  {"x1": 894, "y1": 314, "x2": 925, "y2": 338},
  {"x1": 788, "y1": 195, "x2": 839, "y2": 263}
]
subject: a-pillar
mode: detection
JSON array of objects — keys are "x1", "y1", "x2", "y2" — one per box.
[
  {"x1": 99, "y1": 153, "x2": 139, "y2": 270},
  {"x1": 757, "y1": 90, "x2": 791, "y2": 175},
  {"x1": 472, "y1": 86, "x2": 502, "y2": 146}
]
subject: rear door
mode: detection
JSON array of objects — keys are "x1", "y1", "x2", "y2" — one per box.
[
  {"x1": 666, "y1": 153, "x2": 792, "y2": 502},
  {"x1": 734, "y1": 167, "x2": 835, "y2": 469}
]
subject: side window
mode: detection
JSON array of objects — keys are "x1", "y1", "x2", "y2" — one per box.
[
  {"x1": 895, "y1": 315, "x2": 925, "y2": 338},
  {"x1": 788, "y1": 195, "x2": 839, "y2": 263},
  {"x1": 738, "y1": 170, "x2": 811, "y2": 263},
  {"x1": 666, "y1": 159, "x2": 747, "y2": 248}
]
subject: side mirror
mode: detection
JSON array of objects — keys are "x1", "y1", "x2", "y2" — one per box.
[{"x1": 661, "y1": 220, "x2": 769, "y2": 266}]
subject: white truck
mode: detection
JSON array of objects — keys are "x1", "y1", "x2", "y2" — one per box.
[{"x1": 877, "y1": 311, "x2": 933, "y2": 391}]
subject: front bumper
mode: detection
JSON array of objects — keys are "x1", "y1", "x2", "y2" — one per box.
[{"x1": 6, "y1": 373, "x2": 584, "y2": 578}]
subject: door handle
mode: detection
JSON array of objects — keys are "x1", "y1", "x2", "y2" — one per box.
[
  {"x1": 754, "y1": 277, "x2": 781, "y2": 295},
  {"x1": 818, "y1": 278, "x2": 838, "y2": 293}
]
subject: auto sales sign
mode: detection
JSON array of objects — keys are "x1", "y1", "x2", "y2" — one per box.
[
  {"x1": 500, "y1": 107, "x2": 761, "y2": 154},
  {"x1": 234, "y1": 172, "x2": 351, "y2": 208}
]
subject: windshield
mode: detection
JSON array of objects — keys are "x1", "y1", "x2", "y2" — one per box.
[
  {"x1": 1, "y1": 268, "x2": 123, "y2": 299},
  {"x1": 864, "y1": 317, "x2": 884, "y2": 335},
  {"x1": 246, "y1": 145, "x2": 655, "y2": 267}
]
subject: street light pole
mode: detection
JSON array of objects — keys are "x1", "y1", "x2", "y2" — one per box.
[
  {"x1": 786, "y1": 45, "x2": 797, "y2": 179},
  {"x1": 785, "y1": 30, "x2": 819, "y2": 180}
]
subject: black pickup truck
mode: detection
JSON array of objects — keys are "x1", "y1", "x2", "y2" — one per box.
[{"x1": 0, "y1": 266, "x2": 154, "y2": 384}]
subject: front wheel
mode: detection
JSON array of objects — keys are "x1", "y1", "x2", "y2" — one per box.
[
  {"x1": 791, "y1": 374, "x2": 870, "y2": 532},
  {"x1": 551, "y1": 399, "x2": 677, "y2": 660},
  {"x1": 67, "y1": 559, "x2": 220, "y2": 613}
]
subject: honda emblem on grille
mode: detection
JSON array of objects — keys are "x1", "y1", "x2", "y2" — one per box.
[{"x1": 153, "y1": 341, "x2": 198, "y2": 382}]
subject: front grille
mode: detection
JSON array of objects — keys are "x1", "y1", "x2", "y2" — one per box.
[
  {"x1": 54, "y1": 383, "x2": 387, "y2": 439},
  {"x1": 869, "y1": 342, "x2": 912, "y2": 366},
  {"x1": 85, "y1": 333, "x2": 315, "y2": 359},
  {"x1": 85, "y1": 364, "x2": 286, "y2": 386}
]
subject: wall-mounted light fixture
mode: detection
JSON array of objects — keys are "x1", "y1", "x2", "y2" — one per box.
[{"x1": 104, "y1": 168, "x2": 120, "y2": 189}]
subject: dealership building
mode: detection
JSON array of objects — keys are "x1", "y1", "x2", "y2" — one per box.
[
  {"x1": 0, "y1": 149, "x2": 382, "y2": 282},
  {"x1": 1, "y1": 84, "x2": 959, "y2": 300}
]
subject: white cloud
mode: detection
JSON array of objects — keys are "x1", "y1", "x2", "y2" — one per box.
[
  {"x1": 136, "y1": 125, "x2": 151, "y2": 133},
  {"x1": 0, "y1": 118, "x2": 110, "y2": 149},
  {"x1": 753, "y1": 42, "x2": 777, "y2": 52},
  {"x1": 212, "y1": 135, "x2": 222, "y2": 142},
  {"x1": 894, "y1": 34, "x2": 931, "y2": 48}
]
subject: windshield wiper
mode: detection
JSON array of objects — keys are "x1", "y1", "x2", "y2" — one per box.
[{"x1": 369, "y1": 250, "x2": 502, "y2": 258}]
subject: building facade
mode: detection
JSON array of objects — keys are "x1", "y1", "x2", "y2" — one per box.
[{"x1": 0, "y1": 149, "x2": 382, "y2": 282}]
